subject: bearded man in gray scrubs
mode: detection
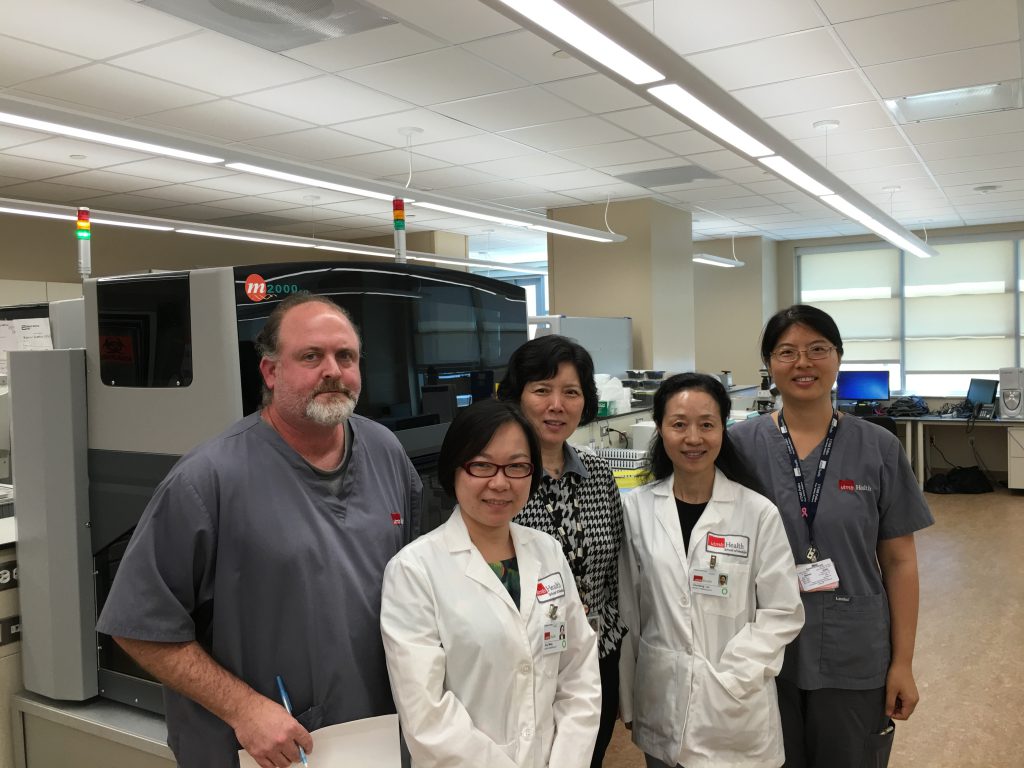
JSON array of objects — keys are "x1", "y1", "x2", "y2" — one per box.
[{"x1": 97, "y1": 293, "x2": 422, "y2": 768}]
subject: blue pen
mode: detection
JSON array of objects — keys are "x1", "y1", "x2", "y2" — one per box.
[{"x1": 275, "y1": 675, "x2": 309, "y2": 767}]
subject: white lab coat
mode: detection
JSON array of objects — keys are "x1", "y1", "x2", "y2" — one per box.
[
  {"x1": 380, "y1": 508, "x2": 601, "y2": 768},
  {"x1": 619, "y1": 470, "x2": 804, "y2": 768}
]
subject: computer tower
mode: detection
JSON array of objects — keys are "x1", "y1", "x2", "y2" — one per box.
[{"x1": 1000, "y1": 367, "x2": 1024, "y2": 419}]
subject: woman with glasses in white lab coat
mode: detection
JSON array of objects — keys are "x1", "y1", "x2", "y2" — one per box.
[
  {"x1": 381, "y1": 399, "x2": 601, "y2": 768},
  {"x1": 619, "y1": 373, "x2": 804, "y2": 768}
]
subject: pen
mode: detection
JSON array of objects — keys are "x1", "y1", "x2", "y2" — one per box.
[{"x1": 275, "y1": 675, "x2": 309, "y2": 767}]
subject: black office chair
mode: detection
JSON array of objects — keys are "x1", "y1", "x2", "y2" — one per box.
[{"x1": 862, "y1": 415, "x2": 898, "y2": 436}]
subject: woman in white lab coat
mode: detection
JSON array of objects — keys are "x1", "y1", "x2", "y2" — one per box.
[
  {"x1": 381, "y1": 399, "x2": 601, "y2": 768},
  {"x1": 619, "y1": 373, "x2": 804, "y2": 768}
]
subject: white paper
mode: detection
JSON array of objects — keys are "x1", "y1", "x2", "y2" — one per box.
[
  {"x1": 238, "y1": 714, "x2": 401, "y2": 768},
  {"x1": 0, "y1": 318, "x2": 53, "y2": 377},
  {"x1": 795, "y1": 559, "x2": 840, "y2": 592}
]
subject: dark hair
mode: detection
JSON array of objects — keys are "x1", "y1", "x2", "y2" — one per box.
[
  {"x1": 254, "y1": 293, "x2": 359, "y2": 406},
  {"x1": 438, "y1": 399, "x2": 542, "y2": 498},
  {"x1": 760, "y1": 304, "x2": 843, "y2": 367},
  {"x1": 496, "y1": 335, "x2": 599, "y2": 425},
  {"x1": 647, "y1": 372, "x2": 765, "y2": 495}
]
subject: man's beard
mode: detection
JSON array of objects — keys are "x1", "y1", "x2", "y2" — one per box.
[{"x1": 305, "y1": 382, "x2": 359, "y2": 426}]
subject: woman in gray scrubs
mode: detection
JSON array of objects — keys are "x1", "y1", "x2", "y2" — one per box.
[{"x1": 730, "y1": 305, "x2": 933, "y2": 768}]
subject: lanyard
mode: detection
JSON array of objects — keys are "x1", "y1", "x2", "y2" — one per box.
[{"x1": 777, "y1": 409, "x2": 839, "y2": 562}]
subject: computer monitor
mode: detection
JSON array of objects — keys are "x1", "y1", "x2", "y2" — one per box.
[
  {"x1": 836, "y1": 370, "x2": 890, "y2": 403},
  {"x1": 966, "y1": 378, "x2": 998, "y2": 408}
]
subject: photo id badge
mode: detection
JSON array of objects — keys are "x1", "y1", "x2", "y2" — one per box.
[
  {"x1": 690, "y1": 568, "x2": 729, "y2": 597},
  {"x1": 543, "y1": 621, "x2": 567, "y2": 655},
  {"x1": 795, "y1": 558, "x2": 840, "y2": 592}
]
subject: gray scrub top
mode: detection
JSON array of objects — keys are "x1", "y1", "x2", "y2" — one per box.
[
  {"x1": 730, "y1": 413, "x2": 933, "y2": 690},
  {"x1": 97, "y1": 411, "x2": 422, "y2": 767}
]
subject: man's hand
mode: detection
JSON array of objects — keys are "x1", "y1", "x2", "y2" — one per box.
[
  {"x1": 884, "y1": 661, "x2": 919, "y2": 721},
  {"x1": 230, "y1": 693, "x2": 313, "y2": 768}
]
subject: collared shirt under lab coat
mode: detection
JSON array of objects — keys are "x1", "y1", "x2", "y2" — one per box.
[
  {"x1": 619, "y1": 470, "x2": 804, "y2": 768},
  {"x1": 381, "y1": 508, "x2": 601, "y2": 768}
]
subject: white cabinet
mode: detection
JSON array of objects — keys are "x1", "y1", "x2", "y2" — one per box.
[{"x1": 1008, "y1": 428, "x2": 1024, "y2": 489}]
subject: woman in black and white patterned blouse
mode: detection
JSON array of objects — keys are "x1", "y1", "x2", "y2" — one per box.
[{"x1": 498, "y1": 335, "x2": 626, "y2": 768}]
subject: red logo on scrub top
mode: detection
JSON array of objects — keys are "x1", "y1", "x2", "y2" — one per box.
[
  {"x1": 391, "y1": 512, "x2": 403, "y2": 526},
  {"x1": 838, "y1": 479, "x2": 856, "y2": 492},
  {"x1": 244, "y1": 273, "x2": 267, "y2": 302}
]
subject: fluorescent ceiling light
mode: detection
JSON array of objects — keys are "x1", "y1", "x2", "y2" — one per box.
[
  {"x1": 819, "y1": 195, "x2": 936, "y2": 259},
  {"x1": 526, "y1": 222, "x2": 615, "y2": 243},
  {"x1": 226, "y1": 162, "x2": 394, "y2": 201},
  {"x1": 693, "y1": 252, "x2": 744, "y2": 268},
  {"x1": 413, "y1": 201, "x2": 528, "y2": 228},
  {"x1": 176, "y1": 229, "x2": 314, "y2": 248},
  {"x1": 759, "y1": 156, "x2": 833, "y2": 197},
  {"x1": 92, "y1": 218, "x2": 174, "y2": 231},
  {"x1": 648, "y1": 84, "x2": 773, "y2": 158},
  {"x1": 0, "y1": 111, "x2": 224, "y2": 163},
  {"x1": 0, "y1": 205, "x2": 74, "y2": 222},
  {"x1": 494, "y1": 0, "x2": 663, "y2": 84},
  {"x1": 885, "y1": 81, "x2": 1022, "y2": 124},
  {"x1": 0, "y1": 204, "x2": 173, "y2": 230}
]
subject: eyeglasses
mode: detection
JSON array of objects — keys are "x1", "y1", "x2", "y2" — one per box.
[
  {"x1": 771, "y1": 344, "x2": 836, "y2": 363},
  {"x1": 461, "y1": 461, "x2": 534, "y2": 479}
]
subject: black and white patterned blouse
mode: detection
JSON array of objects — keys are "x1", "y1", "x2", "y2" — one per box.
[{"x1": 513, "y1": 444, "x2": 626, "y2": 658}]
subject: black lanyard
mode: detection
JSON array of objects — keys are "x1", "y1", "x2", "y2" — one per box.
[{"x1": 777, "y1": 409, "x2": 839, "y2": 562}]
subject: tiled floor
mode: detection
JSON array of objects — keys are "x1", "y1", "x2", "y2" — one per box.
[{"x1": 603, "y1": 488, "x2": 1024, "y2": 768}]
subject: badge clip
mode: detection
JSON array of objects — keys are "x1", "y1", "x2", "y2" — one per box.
[
  {"x1": 547, "y1": 604, "x2": 558, "y2": 620},
  {"x1": 806, "y1": 545, "x2": 818, "y2": 563}
]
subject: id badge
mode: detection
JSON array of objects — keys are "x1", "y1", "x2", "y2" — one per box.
[
  {"x1": 690, "y1": 568, "x2": 729, "y2": 597},
  {"x1": 542, "y1": 621, "x2": 567, "y2": 655},
  {"x1": 795, "y1": 558, "x2": 840, "y2": 592}
]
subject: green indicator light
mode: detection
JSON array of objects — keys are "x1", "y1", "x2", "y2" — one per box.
[
  {"x1": 77, "y1": 230, "x2": 91, "y2": 240},
  {"x1": 394, "y1": 221, "x2": 406, "y2": 230}
]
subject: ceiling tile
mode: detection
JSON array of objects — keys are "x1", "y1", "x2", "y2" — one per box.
[
  {"x1": 555, "y1": 139, "x2": 672, "y2": 167},
  {"x1": 601, "y1": 106, "x2": 687, "y2": 137},
  {"x1": 240, "y1": 128, "x2": 389, "y2": 162},
  {"x1": 467, "y1": 153, "x2": 584, "y2": 179},
  {"x1": 343, "y1": 48, "x2": 526, "y2": 106},
  {"x1": 15, "y1": 64, "x2": 214, "y2": 117},
  {"x1": 433, "y1": 87, "x2": 586, "y2": 132},
  {"x1": 834, "y1": 0, "x2": 1018, "y2": 66},
  {"x1": 259, "y1": 188, "x2": 365, "y2": 207},
  {"x1": 333, "y1": 108, "x2": 482, "y2": 148},
  {"x1": 111, "y1": 32, "x2": 319, "y2": 97},
  {"x1": 653, "y1": 0, "x2": 822, "y2": 54},
  {"x1": 687, "y1": 28, "x2": 852, "y2": 91},
  {"x1": 834, "y1": 163, "x2": 930, "y2": 185},
  {"x1": 77, "y1": 192, "x2": 177, "y2": 212},
  {"x1": 0, "y1": 154, "x2": 86, "y2": 180},
  {"x1": 688, "y1": 150, "x2": 755, "y2": 172},
  {"x1": 665, "y1": 184, "x2": 762, "y2": 203},
  {"x1": 322, "y1": 149, "x2": 449, "y2": 178},
  {"x1": 412, "y1": 134, "x2": 531, "y2": 164},
  {"x1": 0, "y1": 35, "x2": 89, "y2": 87},
  {"x1": 2, "y1": 137, "x2": 151, "y2": 169},
  {"x1": 148, "y1": 203, "x2": 241, "y2": 221},
  {"x1": 817, "y1": 0, "x2": 947, "y2": 24},
  {"x1": 490, "y1": 192, "x2": 579, "y2": 210},
  {"x1": 460, "y1": 29, "x2": 593, "y2": 84},
  {"x1": 236, "y1": 75, "x2": 412, "y2": 125},
  {"x1": 365, "y1": 0, "x2": 517, "y2": 43},
  {"x1": 2, "y1": 0, "x2": 199, "y2": 59},
  {"x1": 764, "y1": 101, "x2": 894, "y2": 140},
  {"x1": 284, "y1": 23, "x2": 444, "y2": 71},
  {"x1": 0, "y1": 125, "x2": 52, "y2": 150},
  {"x1": 557, "y1": 181, "x2": 648, "y2": 202},
  {"x1": 649, "y1": 131, "x2": 724, "y2": 156},
  {"x1": 793, "y1": 126, "x2": 906, "y2": 158},
  {"x1": 50, "y1": 169, "x2": 166, "y2": 193},
  {"x1": 0, "y1": 180, "x2": 108, "y2": 203},
  {"x1": 133, "y1": 184, "x2": 237, "y2": 205},
  {"x1": 928, "y1": 150, "x2": 1024, "y2": 175},
  {"x1": 390, "y1": 165, "x2": 499, "y2": 189},
  {"x1": 732, "y1": 71, "x2": 877, "y2": 117},
  {"x1": 188, "y1": 174, "x2": 301, "y2": 196},
  {"x1": 139, "y1": 99, "x2": 313, "y2": 142},
  {"x1": 919, "y1": 132, "x2": 1024, "y2": 162},
  {"x1": 104, "y1": 158, "x2": 236, "y2": 184},
  {"x1": 543, "y1": 74, "x2": 647, "y2": 113},
  {"x1": 439, "y1": 179, "x2": 546, "y2": 200},
  {"x1": 864, "y1": 42, "x2": 1021, "y2": 99},
  {"x1": 499, "y1": 117, "x2": 633, "y2": 152},
  {"x1": 517, "y1": 169, "x2": 619, "y2": 192},
  {"x1": 904, "y1": 109, "x2": 1024, "y2": 145}
]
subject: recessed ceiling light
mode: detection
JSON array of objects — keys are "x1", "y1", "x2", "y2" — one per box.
[
  {"x1": 974, "y1": 184, "x2": 1000, "y2": 194},
  {"x1": 552, "y1": 49, "x2": 571, "y2": 59},
  {"x1": 885, "y1": 81, "x2": 1023, "y2": 123},
  {"x1": 69, "y1": 153, "x2": 87, "y2": 160},
  {"x1": 813, "y1": 119, "x2": 840, "y2": 132}
]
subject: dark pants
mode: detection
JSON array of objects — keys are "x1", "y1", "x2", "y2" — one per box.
[
  {"x1": 591, "y1": 641, "x2": 621, "y2": 768},
  {"x1": 777, "y1": 678, "x2": 894, "y2": 768},
  {"x1": 644, "y1": 755, "x2": 682, "y2": 768}
]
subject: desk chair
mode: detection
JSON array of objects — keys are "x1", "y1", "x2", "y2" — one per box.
[{"x1": 862, "y1": 415, "x2": 898, "y2": 435}]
